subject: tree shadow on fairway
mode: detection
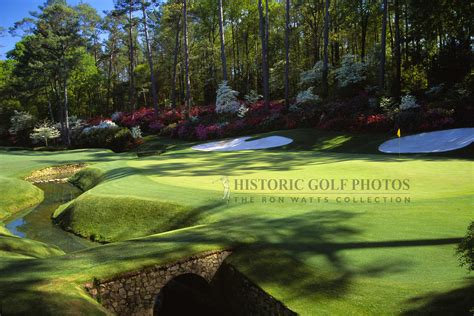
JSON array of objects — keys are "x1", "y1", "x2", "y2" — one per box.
[
  {"x1": 0, "y1": 209, "x2": 466, "y2": 315},
  {"x1": 402, "y1": 279, "x2": 474, "y2": 316},
  {"x1": 0, "y1": 273, "x2": 109, "y2": 315},
  {"x1": 132, "y1": 146, "x2": 471, "y2": 179}
]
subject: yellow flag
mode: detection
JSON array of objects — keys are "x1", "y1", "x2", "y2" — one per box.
[{"x1": 397, "y1": 129, "x2": 401, "y2": 138}]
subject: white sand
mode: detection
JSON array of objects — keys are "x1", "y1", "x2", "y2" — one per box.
[
  {"x1": 192, "y1": 136, "x2": 293, "y2": 151},
  {"x1": 379, "y1": 128, "x2": 474, "y2": 153}
]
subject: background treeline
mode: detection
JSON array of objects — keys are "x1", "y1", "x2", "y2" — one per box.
[{"x1": 0, "y1": 0, "x2": 472, "y2": 140}]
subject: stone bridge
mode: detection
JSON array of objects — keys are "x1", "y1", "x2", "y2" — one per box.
[{"x1": 84, "y1": 250, "x2": 231, "y2": 316}]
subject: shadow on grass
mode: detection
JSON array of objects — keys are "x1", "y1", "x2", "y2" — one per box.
[
  {"x1": 0, "y1": 209, "x2": 468, "y2": 315},
  {"x1": 126, "y1": 145, "x2": 473, "y2": 179},
  {"x1": 402, "y1": 279, "x2": 474, "y2": 316},
  {"x1": 139, "y1": 129, "x2": 474, "y2": 159}
]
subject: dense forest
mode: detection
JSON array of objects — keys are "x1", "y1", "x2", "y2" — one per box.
[{"x1": 0, "y1": 0, "x2": 472, "y2": 147}]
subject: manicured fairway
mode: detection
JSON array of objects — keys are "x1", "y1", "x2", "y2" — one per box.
[{"x1": 0, "y1": 129, "x2": 473, "y2": 315}]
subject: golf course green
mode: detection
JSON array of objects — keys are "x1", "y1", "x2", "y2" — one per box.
[{"x1": 0, "y1": 129, "x2": 472, "y2": 315}]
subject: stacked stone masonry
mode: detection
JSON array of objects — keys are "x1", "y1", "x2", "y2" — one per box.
[
  {"x1": 85, "y1": 250, "x2": 231, "y2": 315},
  {"x1": 85, "y1": 250, "x2": 296, "y2": 316}
]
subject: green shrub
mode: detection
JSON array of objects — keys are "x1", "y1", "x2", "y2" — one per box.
[
  {"x1": 52, "y1": 194, "x2": 193, "y2": 243},
  {"x1": 75, "y1": 127, "x2": 134, "y2": 152},
  {"x1": 457, "y1": 222, "x2": 473, "y2": 272},
  {"x1": 68, "y1": 167, "x2": 104, "y2": 191},
  {"x1": 111, "y1": 127, "x2": 134, "y2": 152},
  {"x1": 394, "y1": 109, "x2": 422, "y2": 132}
]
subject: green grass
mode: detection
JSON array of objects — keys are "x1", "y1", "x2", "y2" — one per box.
[
  {"x1": 0, "y1": 177, "x2": 44, "y2": 220},
  {"x1": 0, "y1": 129, "x2": 473, "y2": 315},
  {"x1": 67, "y1": 167, "x2": 105, "y2": 191},
  {"x1": 53, "y1": 194, "x2": 193, "y2": 242},
  {"x1": 0, "y1": 224, "x2": 14, "y2": 237},
  {"x1": 0, "y1": 234, "x2": 65, "y2": 259}
]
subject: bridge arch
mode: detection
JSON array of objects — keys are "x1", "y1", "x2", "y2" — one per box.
[{"x1": 85, "y1": 250, "x2": 231, "y2": 315}]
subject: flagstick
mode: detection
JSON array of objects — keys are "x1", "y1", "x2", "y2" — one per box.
[{"x1": 398, "y1": 137, "x2": 400, "y2": 159}]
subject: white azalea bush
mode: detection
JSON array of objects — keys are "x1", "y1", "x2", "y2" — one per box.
[
  {"x1": 300, "y1": 61, "x2": 324, "y2": 87},
  {"x1": 111, "y1": 112, "x2": 123, "y2": 122},
  {"x1": 379, "y1": 97, "x2": 394, "y2": 109},
  {"x1": 333, "y1": 54, "x2": 367, "y2": 88},
  {"x1": 8, "y1": 110, "x2": 35, "y2": 135},
  {"x1": 81, "y1": 120, "x2": 118, "y2": 134},
  {"x1": 400, "y1": 94, "x2": 420, "y2": 110},
  {"x1": 130, "y1": 126, "x2": 142, "y2": 139},
  {"x1": 244, "y1": 90, "x2": 262, "y2": 105},
  {"x1": 237, "y1": 105, "x2": 249, "y2": 118},
  {"x1": 8, "y1": 110, "x2": 36, "y2": 144},
  {"x1": 296, "y1": 87, "x2": 321, "y2": 105},
  {"x1": 76, "y1": 119, "x2": 134, "y2": 152},
  {"x1": 30, "y1": 121, "x2": 61, "y2": 147},
  {"x1": 215, "y1": 81, "x2": 240, "y2": 114}
]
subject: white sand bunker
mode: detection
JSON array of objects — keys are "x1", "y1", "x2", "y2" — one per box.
[
  {"x1": 379, "y1": 128, "x2": 474, "y2": 153},
  {"x1": 192, "y1": 136, "x2": 293, "y2": 151}
]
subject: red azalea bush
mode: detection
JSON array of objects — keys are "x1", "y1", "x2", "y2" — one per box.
[
  {"x1": 86, "y1": 116, "x2": 111, "y2": 126},
  {"x1": 101, "y1": 92, "x2": 465, "y2": 142},
  {"x1": 355, "y1": 114, "x2": 393, "y2": 132},
  {"x1": 418, "y1": 107, "x2": 455, "y2": 131}
]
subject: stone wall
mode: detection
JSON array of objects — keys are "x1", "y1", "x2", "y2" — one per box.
[
  {"x1": 211, "y1": 263, "x2": 297, "y2": 316},
  {"x1": 85, "y1": 250, "x2": 297, "y2": 316},
  {"x1": 84, "y1": 250, "x2": 231, "y2": 316}
]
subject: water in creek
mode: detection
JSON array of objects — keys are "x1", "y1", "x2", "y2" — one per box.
[{"x1": 5, "y1": 182, "x2": 98, "y2": 253}]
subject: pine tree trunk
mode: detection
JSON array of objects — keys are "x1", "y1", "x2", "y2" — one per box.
[
  {"x1": 258, "y1": 0, "x2": 269, "y2": 108},
  {"x1": 63, "y1": 78, "x2": 70, "y2": 147},
  {"x1": 379, "y1": 0, "x2": 388, "y2": 92},
  {"x1": 218, "y1": 0, "x2": 228, "y2": 81},
  {"x1": 107, "y1": 41, "x2": 114, "y2": 112},
  {"x1": 322, "y1": 0, "x2": 330, "y2": 97},
  {"x1": 360, "y1": 0, "x2": 368, "y2": 62},
  {"x1": 171, "y1": 16, "x2": 181, "y2": 108},
  {"x1": 393, "y1": 0, "x2": 402, "y2": 101},
  {"x1": 183, "y1": 0, "x2": 192, "y2": 114},
  {"x1": 141, "y1": 0, "x2": 159, "y2": 113},
  {"x1": 128, "y1": 2, "x2": 136, "y2": 110},
  {"x1": 284, "y1": 0, "x2": 290, "y2": 106}
]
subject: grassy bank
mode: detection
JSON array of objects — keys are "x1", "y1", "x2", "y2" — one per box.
[{"x1": 0, "y1": 129, "x2": 472, "y2": 315}]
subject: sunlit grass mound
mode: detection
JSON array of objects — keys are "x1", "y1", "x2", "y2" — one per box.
[
  {"x1": 53, "y1": 193, "x2": 193, "y2": 242},
  {"x1": 0, "y1": 177, "x2": 43, "y2": 220},
  {"x1": 0, "y1": 235, "x2": 64, "y2": 259},
  {"x1": 0, "y1": 225, "x2": 14, "y2": 237}
]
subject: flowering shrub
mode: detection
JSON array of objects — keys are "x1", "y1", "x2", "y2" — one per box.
[
  {"x1": 82, "y1": 120, "x2": 118, "y2": 134},
  {"x1": 425, "y1": 84, "x2": 445, "y2": 97},
  {"x1": 8, "y1": 110, "x2": 35, "y2": 145},
  {"x1": 9, "y1": 110, "x2": 35, "y2": 136},
  {"x1": 102, "y1": 90, "x2": 462, "y2": 142},
  {"x1": 195, "y1": 124, "x2": 208, "y2": 140},
  {"x1": 318, "y1": 117, "x2": 355, "y2": 131},
  {"x1": 86, "y1": 116, "x2": 111, "y2": 126},
  {"x1": 111, "y1": 112, "x2": 123, "y2": 122},
  {"x1": 120, "y1": 107, "x2": 155, "y2": 129},
  {"x1": 130, "y1": 126, "x2": 142, "y2": 139},
  {"x1": 216, "y1": 81, "x2": 240, "y2": 114},
  {"x1": 355, "y1": 114, "x2": 393, "y2": 132},
  {"x1": 289, "y1": 104, "x2": 301, "y2": 113},
  {"x1": 333, "y1": 55, "x2": 367, "y2": 88},
  {"x1": 296, "y1": 87, "x2": 321, "y2": 105},
  {"x1": 379, "y1": 97, "x2": 394, "y2": 109},
  {"x1": 30, "y1": 121, "x2": 61, "y2": 146},
  {"x1": 419, "y1": 108, "x2": 455, "y2": 131},
  {"x1": 300, "y1": 61, "x2": 324, "y2": 87},
  {"x1": 237, "y1": 105, "x2": 249, "y2": 118},
  {"x1": 244, "y1": 90, "x2": 262, "y2": 104},
  {"x1": 75, "y1": 126, "x2": 135, "y2": 152},
  {"x1": 400, "y1": 94, "x2": 420, "y2": 110}
]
